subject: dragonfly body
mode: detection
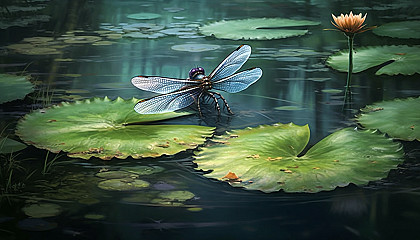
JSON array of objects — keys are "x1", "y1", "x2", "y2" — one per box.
[{"x1": 131, "y1": 45, "x2": 262, "y2": 115}]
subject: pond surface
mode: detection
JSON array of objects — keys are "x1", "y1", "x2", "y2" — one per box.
[{"x1": 1, "y1": 0, "x2": 420, "y2": 239}]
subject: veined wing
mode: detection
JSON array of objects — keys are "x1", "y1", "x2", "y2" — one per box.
[
  {"x1": 134, "y1": 86, "x2": 201, "y2": 114},
  {"x1": 131, "y1": 76, "x2": 199, "y2": 94},
  {"x1": 208, "y1": 45, "x2": 251, "y2": 81},
  {"x1": 212, "y1": 67, "x2": 262, "y2": 93}
]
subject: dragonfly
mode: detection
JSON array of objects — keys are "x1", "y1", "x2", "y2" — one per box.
[{"x1": 131, "y1": 44, "x2": 262, "y2": 116}]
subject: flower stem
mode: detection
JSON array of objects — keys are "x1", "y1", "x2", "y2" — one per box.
[{"x1": 343, "y1": 34, "x2": 354, "y2": 105}]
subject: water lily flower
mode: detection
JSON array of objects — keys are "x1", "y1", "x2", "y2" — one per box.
[{"x1": 331, "y1": 11, "x2": 375, "y2": 36}]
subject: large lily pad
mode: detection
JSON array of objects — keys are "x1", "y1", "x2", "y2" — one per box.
[
  {"x1": 0, "y1": 74, "x2": 33, "y2": 104},
  {"x1": 326, "y1": 45, "x2": 420, "y2": 75},
  {"x1": 16, "y1": 97, "x2": 214, "y2": 160},
  {"x1": 22, "y1": 203, "x2": 62, "y2": 218},
  {"x1": 373, "y1": 21, "x2": 420, "y2": 39},
  {"x1": 356, "y1": 97, "x2": 420, "y2": 141},
  {"x1": 199, "y1": 18, "x2": 320, "y2": 40},
  {"x1": 194, "y1": 123, "x2": 403, "y2": 193}
]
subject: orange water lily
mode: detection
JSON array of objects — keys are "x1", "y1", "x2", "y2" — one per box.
[{"x1": 331, "y1": 11, "x2": 375, "y2": 36}]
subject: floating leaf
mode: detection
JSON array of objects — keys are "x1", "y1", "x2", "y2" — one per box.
[
  {"x1": 16, "y1": 97, "x2": 214, "y2": 160},
  {"x1": 0, "y1": 137, "x2": 27, "y2": 154},
  {"x1": 357, "y1": 97, "x2": 420, "y2": 141},
  {"x1": 326, "y1": 45, "x2": 420, "y2": 75},
  {"x1": 194, "y1": 123, "x2": 403, "y2": 193},
  {"x1": 95, "y1": 170, "x2": 138, "y2": 179},
  {"x1": 17, "y1": 218, "x2": 57, "y2": 231},
  {"x1": 127, "y1": 13, "x2": 161, "y2": 20},
  {"x1": 22, "y1": 203, "x2": 62, "y2": 218},
  {"x1": 199, "y1": 18, "x2": 320, "y2": 40},
  {"x1": 121, "y1": 165, "x2": 165, "y2": 175},
  {"x1": 0, "y1": 74, "x2": 34, "y2": 104},
  {"x1": 171, "y1": 44, "x2": 220, "y2": 52},
  {"x1": 373, "y1": 21, "x2": 420, "y2": 39},
  {"x1": 97, "y1": 179, "x2": 150, "y2": 191},
  {"x1": 150, "y1": 190, "x2": 195, "y2": 206}
]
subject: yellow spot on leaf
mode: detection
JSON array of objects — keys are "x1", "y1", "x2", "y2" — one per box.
[{"x1": 247, "y1": 154, "x2": 260, "y2": 159}]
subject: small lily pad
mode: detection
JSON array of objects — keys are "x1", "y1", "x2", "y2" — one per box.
[
  {"x1": 0, "y1": 137, "x2": 27, "y2": 154},
  {"x1": 326, "y1": 45, "x2": 420, "y2": 75},
  {"x1": 274, "y1": 106, "x2": 303, "y2": 111},
  {"x1": 22, "y1": 203, "x2": 62, "y2": 218},
  {"x1": 373, "y1": 21, "x2": 420, "y2": 39},
  {"x1": 199, "y1": 18, "x2": 320, "y2": 40},
  {"x1": 127, "y1": 13, "x2": 161, "y2": 20},
  {"x1": 121, "y1": 165, "x2": 165, "y2": 175},
  {"x1": 171, "y1": 44, "x2": 220, "y2": 52},
  {"x1": 194, "y1": 123, "x2": 403, "y2": 193},
  {"x1": 16, "y1": 97, "x2": 214, "y2": 160},
  {"x1": 0, "y1": 74, "x2": 34, "y2": 104},
  {"x1": 357, "y1": 97, "x2": 420, "y2": 141},
  {"x1": 152, "y1": 181, "x2": 176, "y2": 191},
  {"x1": 97, "y1": 179, "x2": 150, "y2": 191},
  {"x1": 150, "y1": 190, "x2": 195, "y2": 206},
  {"x1": 95, "y1": 170, "x2": 138, "y2": 179},
  {"x1": 84, "y1": 213, "x2": 105, "y2": 220}
]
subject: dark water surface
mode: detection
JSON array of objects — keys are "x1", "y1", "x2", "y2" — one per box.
[{"x1": 1, "y1": 0, "x2": 420, "y2": 239}]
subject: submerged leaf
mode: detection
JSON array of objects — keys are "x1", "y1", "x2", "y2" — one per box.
[
  {"x1": 199, "y1": 18, "x2": 320, "y2": 40},
  {"x1": 326, "y1": 45, "x2": 420, "y2": 75},
  {"x1": 194, "y1": 123, "x2": 403, "y2": 193},
  {"x1": 16, "y1": 97, "x2": 214, "y2": 160},
  {"x1": 0, "y1": 74, "x2": 33, "y2": 104},
  {"x1": 0, "y1": 137, "x2": 27, "y2": 154},
  {"x1": 357, "y1": 97, "x2": 420, "y2": 141}
]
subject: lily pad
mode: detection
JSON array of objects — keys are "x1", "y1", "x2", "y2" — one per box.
[
  {"x1": 150, "y1": 190, "x2": 195, "y2": 206},
  {"x1": 171, "y1": 44, "x2": 220, "y2": 52},
  {"x1": 326, "y1": 45, "x2": 420, "y2": 75},
  {"x1": 95, "y1": 170, "x2": 138, "y2": 179},
  {"x1": 22, "y1": 203, "x2": 62, "y2": 218},
  {"x1": 373, "y1": 21, "x2": 420, "y2": 39},
  {"x1": 121, "y1": 165, "x2": 165, "y2": 175},
  {"x1": 194, "y1": 123, "x2": 403, "y2": 193},
  {"x1": 199, "y1": 18, "x2": 320, "y2": 40},
  {"x1": 97, "y1": 178, "x2": 150, "y2": 191},
  {"x1": 0, "y1": 74, "x2": 34, "y2": 104},
  {"x1": 0, "y1": 137, "x2": 27, "y2": 154},
  {"x1": 16, "y1": 97, "x2": 214, "y2": 160},
  {"x1": 356, "y1": 97, "x2": 420, "y2": 141},
  {"x1": 127, "y1": 13, "x2": 161, "y2": 20},
  {"x1": 17, "y1": 218, "x2": 57, "y2": 231}
]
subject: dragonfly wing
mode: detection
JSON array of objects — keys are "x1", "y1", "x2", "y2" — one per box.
[
  {"x1": 208, "y1": 45, "x2": 252, "y2": 81},
  {"x1": 131, "y1": 76, "x2": 197, "y2": 94},
  {"x1": 212, "y1": 67, "x2": 262, "y2": 93},
  {"x1": 134, "y1": 87, "x2": 201, "y2": 114}
]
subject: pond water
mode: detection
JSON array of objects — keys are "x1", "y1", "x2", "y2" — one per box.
[{"x1": 1, "y1": 0, "x2": 420, "y2": 239}]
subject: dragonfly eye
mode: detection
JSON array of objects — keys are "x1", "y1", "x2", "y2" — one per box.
[{"x1": 189, "y1": 67, "x2": 205, "y2": 79}]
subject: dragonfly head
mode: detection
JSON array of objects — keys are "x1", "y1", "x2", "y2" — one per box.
[{"x1": 189, "y1": 67, "x2": 205, "y2": 80}]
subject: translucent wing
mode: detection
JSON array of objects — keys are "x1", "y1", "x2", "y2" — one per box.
[
  {"x1": 134, "y1": 87, "x2": 201, "y2": 114},
  {"x1": 212, "y1": 68, "x2": 262, "y2": 93},
  {"x1": 208, "y1": 45, "x2": 251, "y2": 81},
  {"x1": 131, "y1": 76, "x2": 198, "y2": 94}
]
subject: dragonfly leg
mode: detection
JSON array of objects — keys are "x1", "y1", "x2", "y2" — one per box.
[
  {"x1": 197, "y1": 92, "x2": 204, "y2": 117},
  {"x1": 212, "y1": 91, "x2": 234, "y2": 114},
  {"x1": 206, "y1": 91, "x2": 221, "y2": 115}
]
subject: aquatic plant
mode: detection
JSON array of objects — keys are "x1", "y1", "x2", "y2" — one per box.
[
  {"x1": 16, "y1": 97, "x2": 214, "y2": 160},
  {"x1": 329, "y1": 11, "x2": 375, "y2": 100},
  {"x1": 199, "y1": 18, "x2": 320, "y2": 40},
  {"x1": 327, "y1": 45, "x2": 420, "y2": 75},
  {"x1": 357, "y1": 97, "x2": 420, "y2": 141},
  {"x1": 194, "y1": 123, "x2": 403, "y2": 193},
  {"x1": 373, "y1": 20, "x2": 420, "y2": 39},
  {"x1": 41, "y1": 151, "x2": 62, "y2": 175},
  {"x1": 0, "y1": 73, "x2": 33, "y2": 104}
]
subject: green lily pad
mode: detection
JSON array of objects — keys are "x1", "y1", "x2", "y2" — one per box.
[
  {"x1": 121, "y1": 165, "x2": 165, "y2": 175},
  {"x1": 16, "y1": 97, "x2": 214, "y2": 160},
  {"x1": 326, "y1": 45, "x2": 420, "y2": 75},
  {"x1": 97, "y1": 178, "x2": 150, "y2": 191},
  {"x1": 373, "y1": 21, "x2": 420, "y2": 39},
  {"x1": 127, "y1": 13, "x2": 161, "y2": 20},
  {"x1": 171, "y1": 44, "x2": 220, "y2": 52},
  {"x1": 0, "y1": 74, "x2": 34, "y2": 104},
  {"x1": 199, "y1": 18, "x2": 320, "y2": 40},
  {"x1": 356, "y1": 97, "x2": 420, "y2": 141},
  {"x1": 0, "y1": 137, "x2": 27, "y2": 154},
  {"x1": 95, "y1": 170, "x2": 139, "y2": 179},
  {"x1": 150, "y1": 190, "x2": 195, "y2": 206},
  {"x1": 22, "y1": 203, "x2": 62, "y2": 218},
  {"x1": 194, "y1": 123, "x2": 403, "y2": 193}
]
